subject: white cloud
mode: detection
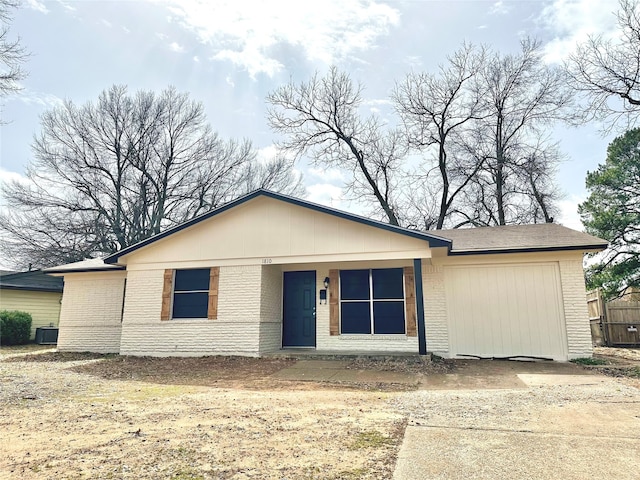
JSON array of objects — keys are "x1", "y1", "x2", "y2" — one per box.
[
  {"x1": 0, "y1": 168, "x2": 28, "y2": 186},
  {"x1": 255, "y1": 144, "x2": 297, "y2": 165},
  {"x1": 557, "y1": 194, "x2": 586, "y2": 231},
  {"x1": 11, "y1": 90, "x2": 63, "y2": 108},
  {"x1": 57, "y1": 1, "x2": 76, "y2": 12},
  {"x1": 193, "y1": 55, "x2": 200, "y2": 63},
  {"x1": 306, "y1": 183, "x2": 345, "y2": 208},
  {"x1": 308, "y1": 167, "x2": 345, "y2": 182},
  {"x1": 156, "y1": 0, "x2": 400, "y2": 78},
  {"x1": 101, "y1": 19, "x2": 112, "y2": 28},
  {"x1": 538, "y1": 0, "x2": 619, "y2": 63},
  {"x1": 490, "y1": 1, "x2": 510, "y2": 15},
  {"x1": 255, "y1": 145, "x2": 279, "y2": 164},
  {"x1": 169, "y1": 42, "x2": 184, "y2": 52},
  {"x1": 25, "y1": 0, "x2": 49, "y2": 14}
]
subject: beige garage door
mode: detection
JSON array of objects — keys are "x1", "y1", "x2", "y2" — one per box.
[{"x1": 444, "y1": 263, "x2": 568, "y2": 361}]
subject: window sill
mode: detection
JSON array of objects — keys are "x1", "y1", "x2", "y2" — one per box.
[{"x1": 338, "y1": 334, "x2": 410, "y2": 341}]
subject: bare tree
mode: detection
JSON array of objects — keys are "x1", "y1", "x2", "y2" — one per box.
[
  {"x1": 566, "y1": 0, "x2": 640, "y2": 130},
  {"x1": 0, "y1": 0, "x2": 27, "y2": 104},
  {"x1": 394, "y1": 44, "x2": 487, "y2": 229},
  {"x1": 237, "y1": 154, "x2": 305, "y2": 197},
  {"x1": 0, "y1": 85, "x2": 300, "y2": 268},
  {"x1": 267, "y1": 67, "x2": 405, "y2": 225},
  {"x1": 0, "y1": 0, "x2": 25, "y2": 95},
  {"x1": 463, "y1": 39, "x2": 572, "y2": 226}
]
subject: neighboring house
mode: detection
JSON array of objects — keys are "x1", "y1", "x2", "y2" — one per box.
[
  {"x1": 0, "y1": 270, "x2": 64, "y2": 339},
  {"x1": 46, "y1": 189, "x2": 608, "y2": 361}
]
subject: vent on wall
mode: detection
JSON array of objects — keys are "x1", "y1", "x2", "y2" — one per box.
[{"x1": 35, "y1": 327, "x2": 59, "y2": 345}]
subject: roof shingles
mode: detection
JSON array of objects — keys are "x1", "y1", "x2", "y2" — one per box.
[{"x1": 430, "y1": 223, "x2": 608, "y2": 254}]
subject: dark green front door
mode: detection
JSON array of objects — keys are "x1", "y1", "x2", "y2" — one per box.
[{"x1": 283, "y1": 271, "x2": 316, "y2": 347}]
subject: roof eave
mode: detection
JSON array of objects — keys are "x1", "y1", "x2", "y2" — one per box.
[
  {"x1": 0, "y1": 285, "x2": 63, "y2": 293},
  {"x1": 448, "y1": 243, "x2": 609, "y2": 256},
  {"x1": 45, "y1": 266, "x2": 126, "y2": 275}
]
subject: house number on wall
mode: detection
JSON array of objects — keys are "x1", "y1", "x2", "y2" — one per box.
[{"x1": 261, "y1": 258, "x2": 273, "y2": 264}]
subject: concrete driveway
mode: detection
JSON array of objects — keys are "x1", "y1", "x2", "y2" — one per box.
[{"x1": 393, "y1": 360, "x2": 640, "y2": 480}]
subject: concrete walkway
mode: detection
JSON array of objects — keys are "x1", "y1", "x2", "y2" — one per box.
[
  {"x1": 393, "y1": 362, "x2": 640, "y2": 480},
  {"x1": 270, "y1": 358, "x2": 640, "y2": 480}
]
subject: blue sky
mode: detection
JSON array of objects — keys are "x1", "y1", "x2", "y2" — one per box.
[{"x1": 0, "y1": 0, "x2": 625, "y2": 230}]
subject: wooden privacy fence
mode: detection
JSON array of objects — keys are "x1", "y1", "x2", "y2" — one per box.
[{"x1": 587, "y1": 289, "x2": 640, "y2": 347}]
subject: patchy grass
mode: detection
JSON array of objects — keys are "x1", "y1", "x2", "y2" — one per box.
[
  {"x1": 0, "y1": 343, "x2": 53, "y2": 356},
  {"x1": 571, "y1": 357, "x2": 609, "y2": 366},
  {"x1": 350, "y1": 430, "x2": 396, "y2": 450},
  {"x1": 3, "y1": 351, "x2": 111, "y2": 363},
  {"x1": 1, "y1": 357, "x2": 405, "y2": 480},
  {"x1": 600, "y1": 366, "x2": 640, "y2": 378},
  {"x1": 171, "y1": 470, "x2": 204, "y2": 480}
]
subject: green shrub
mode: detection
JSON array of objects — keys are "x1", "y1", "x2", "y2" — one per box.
[{"x1": 0, "y1": 310, "x2": 33, "y2": 345}]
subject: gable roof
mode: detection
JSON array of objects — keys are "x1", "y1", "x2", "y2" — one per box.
[
  {"x1": 0, "y1": 270, "x2": 64, "y2": 292},
  {"x1": 104, "y1": 189, "x2": 453, "y2": 264},
  {"x1": 430, "y1": 223, "x2": 608, "y2": 255}
]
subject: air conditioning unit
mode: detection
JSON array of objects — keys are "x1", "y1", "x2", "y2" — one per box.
[{"x1": 35, "y1": 327, "x2": 59, "y2": 345}]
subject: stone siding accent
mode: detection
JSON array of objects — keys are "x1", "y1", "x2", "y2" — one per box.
[
  {"x1": 559, "y1": 259, "x2": 594, "y2": 359},
  {"x1": 57, "y1": 272, "x2": 125, "y2": 353}
]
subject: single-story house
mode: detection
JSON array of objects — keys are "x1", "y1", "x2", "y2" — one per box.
[
  {"x1": 46, "y1": 189, "x2": 608, "y2": 361},
  {"x1": 0, "y1": 270, "x2": 64, "y2": 339}
]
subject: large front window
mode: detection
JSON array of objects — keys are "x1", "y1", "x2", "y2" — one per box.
[{"x1": 339, "y1": 268, "x2": 405, "y2": 334}]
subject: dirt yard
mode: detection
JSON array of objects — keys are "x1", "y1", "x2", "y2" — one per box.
[
  {"x1": 2, "y1": 347, "x2": 639, "y2": 480},
  {"x1": 0, "y1": 349, "x2": 414, "y2": 480}
]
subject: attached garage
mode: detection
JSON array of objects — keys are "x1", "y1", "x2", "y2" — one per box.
[{"x1": 444, "y1": 263, "x2": 567, "y2": 361}]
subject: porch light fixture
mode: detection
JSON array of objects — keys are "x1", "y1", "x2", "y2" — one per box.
[{"x1": 323, "y1": 277, "x2": 330, "y2": 288}]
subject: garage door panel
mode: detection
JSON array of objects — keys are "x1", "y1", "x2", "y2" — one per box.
[{"x1": 444, "y1": 264, "x2": 567, "y2": 361}]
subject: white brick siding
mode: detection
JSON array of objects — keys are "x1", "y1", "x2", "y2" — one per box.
[
  {"x1": 57, "y1": 271, "x2": 125, "y2": 353},
  {"x1": 314, "y1": 265, "x2": 419, "y2": 353},
  {"x1": 559, "y1": 260, "x2": 593, "y2": 359},
  {"x1": 259, "y1": 264, "x2": 283, "y2": 353},
  {"x1": 218, "y1": 265, "x2": 262, "y2": 322},
  {"x1": 259, "y1": 322, "x2": 282, "y2": 354},
  {"x1": 120, "y1": 265, "x2": 266, "y2": 357},
  {"x1": 422, "y1": 263, "x2": 449, "y2": 356}
]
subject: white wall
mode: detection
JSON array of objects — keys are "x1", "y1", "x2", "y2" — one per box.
[
  {"x1": 258, "y1": 264, "x2": 283, "y2": 354},
  {"x1": 56, "y1": 271, "x2": 125, "y2": 353},
  {"x1": 120, "y1": 266, "x2": 265, "y2": 357},
  {"x1": 559, "y1": 259, "x2": 594, "y2": 359}
]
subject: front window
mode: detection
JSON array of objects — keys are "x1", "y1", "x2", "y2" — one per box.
[
  {"x1": 339, "y1": 268, "x2": 405, "y2": 334},
  {"x1": 172, "y1": 269, "x2": 210, "y2": 319}
]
